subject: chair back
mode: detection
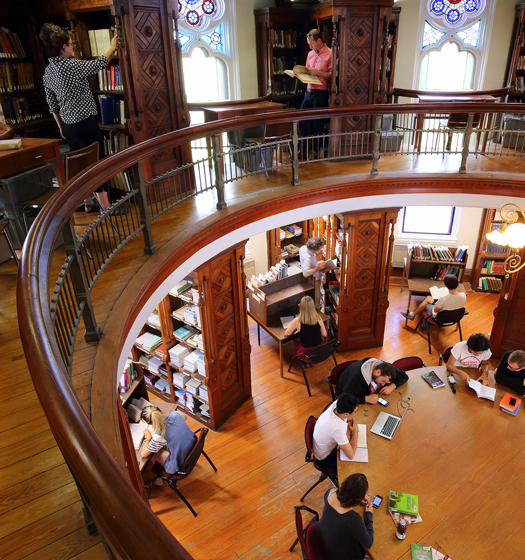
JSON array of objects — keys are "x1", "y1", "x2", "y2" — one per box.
[
  {"x1": 304, "y1": 416, "x2": 317, "y2": 463},
  {"x1": 392, "y1": 356, "x2": 425, "y2": 372},
  {"x1": 303, "y1": 339, "x2": 340, "y2": 365},
  {"x1": 446, "y1": 112, "x2": 482, "y2": 130},
  {"x1": 327, "y1": 360, "x2": 357, "y2": 401},
  {"x1": 65, "y1": 141, "x2": 99, "y2": 182},
  {"x1": 440, "y1": 346, "x2": 454, "y2": 366},
  {"x1": 433, "y1": 307, "x2": 466, "y2": 327},
  {"x1": 179, "y1": 428, "x2": 208, "y2": 477},
  {"x1": 263, "y1": 121, "x2": 292, "y2": 142},
  {"x1": 293, "y1": 506, "x2": 327, "y2": 560}
]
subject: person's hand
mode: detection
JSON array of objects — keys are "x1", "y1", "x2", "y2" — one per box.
[
  {"x1": 59, "y1": 128, "x2": 66, "y2": 140},
  {"x1": 365, "y1": 500, "x2": 374, "y2": 514},
  {"x1": 462, "y1": 372, "x2": 471, "y2": 384},
  {"x1": 110, "y1": 35, "x2": 122, "y2": 51},
  {"x1": 379, "y1": 383, "x2": 395, "y2": 395},
  {"x1": 143, "y1": 428, "x2": 152, "y2": 440},
  {"x1": 350, "y1": 418, "x2": 359, "y2": 436},
  {"x1": 479, "y1": 376, "x2": 489, "y2": 386},
  {"x1": 365, "y1": 394, "x2": 379, "y2": 404},
  {"x1": 316, "y1": 260, "x2": 326, "y2": 270},
  {"x1": 306, "y1": 66, "x2": 315, "y2": 75}
]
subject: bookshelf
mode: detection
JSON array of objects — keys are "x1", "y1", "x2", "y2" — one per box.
[
  {"x1": 504, "y1": 3, "x2": 525, "y2": 101},
  {"x1": 267, "y1": 220, "x2": 310, "y2": 269},
  {"x1": 471, "y1": 209, "x2": 510, "y2": 294},
  {"x1": 381, "y1": 7, "x2": 400, "y2": 104}
]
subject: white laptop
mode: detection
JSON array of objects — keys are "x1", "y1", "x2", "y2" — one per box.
[{"x1": 370, "y1": 400, "x2": 412, "y2": 440}]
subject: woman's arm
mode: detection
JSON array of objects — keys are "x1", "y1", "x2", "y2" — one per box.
[
  {"x1": 446, "y1": 354, "x2": 470, "y2": 383},
  {"x1": 318, "y1": 317, "x2": 327, "y2": 338},
  {"x1": 140, "y1": 428, "x2": 153, "y2": 459},
  {"x1": 284, "y1": 318, "x2": 300, "y2": 337}
]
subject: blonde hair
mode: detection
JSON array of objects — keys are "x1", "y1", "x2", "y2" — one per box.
[
  {"x1": 298, "y1": 296, "x2": 319, "y2": 326},
  {"x1": 141, "y1": 406, "x2": 167, "y2": 437}
]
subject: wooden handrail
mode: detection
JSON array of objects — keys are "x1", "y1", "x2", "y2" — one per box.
[
  {"x1": 16, "y1": 101, "x2": 525, "y2": 559},
  {"x1": 393, "y1": 87, "x2": 510, "y2": 100},
  {"x1": 188, "y1": 94, "x2": 271, "y2": 110}
]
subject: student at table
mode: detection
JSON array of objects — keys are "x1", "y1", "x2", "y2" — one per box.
[
  {"x1": 317, "y1": 473, "x2": 374, "y2": 560},
  {"x1": 495, "y1": 350, "x2": 525, "y2": 395},
  {"x1": 140, "y1": 406, "x2": 196, "y2": 489},
  {"x1": 313, "y1": 393, "x2": 360, "y2": 470},
  {"x1": 284, "y1": 295, "x2": 327, "y2": 359},
  {"x1": 446, "y1": 333, "x2": 491, "y2": 385},
  {"x1": 299, "y1": 236, "x2": 326, "y2": 280},
  {"x1": 335, "y1": 358, "x2": 408, "y2": 403},
  {"x1": 401, "y1": 274, "x2": 466, "y2": 322}
]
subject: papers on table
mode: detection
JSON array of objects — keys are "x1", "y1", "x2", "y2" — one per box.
[
  {"x1": 280, "y1": 315, "x2": 295, "y2": 329},
  {"x1": 468, "y1": 379, "x2": 496, "y2": 401},
  {"x1": 340, "y1": 424, "x2": 368, "y2": 463}
]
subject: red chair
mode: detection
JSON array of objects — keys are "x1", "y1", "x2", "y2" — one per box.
[
  {"x1": 415, "y1": 307, "x2": 466, "y2": 354},
  {"x1": 326, "y1": 360, "x2": 357, "y2": 401},
  {"x1": 392, "y1": 356, "x2": 426, "y2": 372},
  {"x1": 151, "y1": 427, "x2": 217, "y2": 517},
  {"x1": 289, "y1": 506, "x2": 328, "y2": 559},
  {"x1": 301, "y1": 416, "x2": 338, "y2": 502},
  {"x1": 439, "y1": 346, "x2": 454, "y2": 366}
]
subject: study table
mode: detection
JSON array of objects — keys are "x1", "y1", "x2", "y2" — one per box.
[{"x1": 337, "y1": 366, "x2": 525, "y2": 560}]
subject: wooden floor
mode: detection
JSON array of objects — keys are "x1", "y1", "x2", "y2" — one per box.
[{"x1": 0, "y1": 152, "x2": 522, "y2": 559}]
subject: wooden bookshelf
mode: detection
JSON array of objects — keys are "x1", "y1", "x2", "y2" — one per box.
[
  {"x1": 267, "y1": 220, "x2": 311, "y2": 269},
  {"x1": 504, "y1": 3, "x2": 525, "y2": 101}
]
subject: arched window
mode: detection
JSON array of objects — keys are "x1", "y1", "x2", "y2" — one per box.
[{"x1": 415, "y1": 0, "x2": 496, "y2": 91}]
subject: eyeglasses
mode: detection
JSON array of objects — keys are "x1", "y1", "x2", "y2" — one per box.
[{"x1": 508, "y1": 364, "x2": 524, "y2": 371}]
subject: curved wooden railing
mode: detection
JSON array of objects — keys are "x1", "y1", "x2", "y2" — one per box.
[
  {"x1": 17, "y1": 102, "x2": 525, "y2": 559},
  {"x1": 392, "y1": 87, "x2": 510, "y2": 101}
]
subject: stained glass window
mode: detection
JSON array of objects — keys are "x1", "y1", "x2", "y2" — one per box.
[
  {"x1": 457, "y1": 20, "x2": 480, "y2": 47},
  {"x1": 428, "y1": 0, "x2": 486, "y2": 29},
  {"x1": 178, "y1": 32, "x2": 191, "y2": 48},
  {"x1": 422, "y1": 21, "x2": 446, "y2": 48},
  {"x1": 179, "y1": 0, "x2": 217, "y2": 28},
  {"x1": 202, "y1": 24, "x2": 224, "y2": 53}
]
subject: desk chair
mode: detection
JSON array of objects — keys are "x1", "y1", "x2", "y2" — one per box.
[
  {"x1": 151, "y1": 427, "x2": 217, "y2": 517},
  {"x1": 439, "y1": 346, "x2": 454, "y2": 366},
  {"x1": 326, "y1": 360, "x2": 357, "y2": 402},
  {"x1": 0, "y1": 221, "x2": 19, "y2": 266},
  {"x1": 244, "y1": 119, "x2": 292, "y2": 179},
  {"x1": 437, "y1": 112, "x2": 482, "y2": 154},
  {"x1": 416, "y1": 307, "x2": 466, "y2": 354},
  {"x1": 289, "y1": 506, "x2": 328, "y2": 560},
  {"x1": 290, "y1": 339, "x2": 340, "y2": 397},
  {"x1": 301, "y1": 416, "x2": 338, "y2": 502},
  {"x1": 392, "y1": 356, "x2": 426, "y2": 372}
]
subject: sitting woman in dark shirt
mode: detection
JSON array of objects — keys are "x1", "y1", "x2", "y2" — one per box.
[
  {"x1": 317, "y1": 473, "x2": 374, "y2": 560},
  {"x1": 284, "y1": 295, "x2": 327, "y2": 359},
  {"x1": 495, "y1": 350, "x2": 525, "y2": 396}
]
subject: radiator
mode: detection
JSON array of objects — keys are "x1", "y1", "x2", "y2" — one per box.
[{"x1": 392, "y1": 243, "x2": 409, "y2": 268}]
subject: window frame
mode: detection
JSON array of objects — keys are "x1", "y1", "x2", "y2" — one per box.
[{"x1": 396, "y1": 207, "x2": 463, "y2": 243}]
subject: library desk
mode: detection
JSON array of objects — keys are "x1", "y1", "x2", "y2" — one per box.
[
  {"x1": 337, "y1": 366, "x2": 525, "y2": 560},
  {"x1": 0, "y1": 137, "x2": 65, "y2": 187},
  {"x1": 247, "y1": 310, "x2": 328, "y2": 378},
  {"x1": 404, "y1": 278, "x2": 466, "y2": 327}
]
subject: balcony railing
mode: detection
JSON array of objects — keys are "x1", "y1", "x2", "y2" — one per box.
[{"x1": 16, "y1": 101, "x2": 525, "y2": 559}]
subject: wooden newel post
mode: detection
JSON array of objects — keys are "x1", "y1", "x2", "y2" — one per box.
[{"x1": 135, "y1": 163, "x2": 157, "y2": 255}]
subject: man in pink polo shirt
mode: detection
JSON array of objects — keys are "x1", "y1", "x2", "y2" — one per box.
[{"x1": 299, "y1": 29, "x2": 332, "y2": 156}]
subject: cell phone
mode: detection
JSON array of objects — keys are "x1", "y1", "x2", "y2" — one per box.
[
  {"x1": 372, "y1": 495, "x2": 383, "y2": 508},
  {"x1": 510, "y1": 397, "x2": 517, "y2": 406},
  {"x1": 378, "y1": 397, "x2": 389, "y2": 406}
]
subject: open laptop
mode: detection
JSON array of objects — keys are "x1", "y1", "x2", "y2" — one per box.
[{"x1": 370, "y1": 400, "x2": 412, "y2": 440}]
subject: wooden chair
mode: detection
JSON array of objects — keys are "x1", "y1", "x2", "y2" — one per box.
[
  {"x1": 326, "y1": 360, "x2": 357, "y2": 402},
  {"x1": 0, "y1": 221, "x2": 19, "y2": 266},
  {"x1": 416, "y1": 308, "x2": 466, "y2": 354},
  {"x1": 438, "y1": 112, "x2": 482, "y2": 154},
  {"x1": 151, "y1": 427, "x2": 217, "y2": 517},
  {"x1": 439, "y1": 346, "x2": 454, "y2": 366},
  {"x1": 392, "y1": 356, "x2": 426, "y2": 372},
  {"x1": 289, "y1": 505, "x2": 328, "y2": 560}
]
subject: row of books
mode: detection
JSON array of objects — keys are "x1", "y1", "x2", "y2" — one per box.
[
  {"x1": 0, "y1": 62, "x2": 34, "y2": 93},
  {"x1": 270, "y1": 28, "x2": 299, "y2": 49},
  {"x1": 175, "y1": 389, "x2": 209, "y2": 418},
  {"x1": 3, "y1": 92, "x2": 44, "y2": 124},
  {"x1": 481, "y1": 260, "x2": 505, "y2": 275},
  {"x1": 103, "y1": 132, "x2": 133, "y2": 192},
  {"x1": 431, "y1": 264, "x2": 463, "y2": 281},
  {"x1": 272, "y1": 56, "x2": 298, "y2": 76},
  {"x1": 144, "y1": 371, "x2": 171, "y2": 396},
  {"x1": 172, "y1": 304, "x2": 201, "y2": 329},
  {"x1": 170, "y1": 279, "x2": 193, "y2": 297},
  {"x1": 249, "y1": 259, "x2": 290, "y2": 287},
  {"x1": 98, "y1": 64, "x2": 124, "y2": 92},
  {"x1": 514, "y1": 76, "x2": 525, "y2": 92},
  {"x1": 328, "y1": 280, "x2": 340, "y2": 305},
  {"x1": 478, "y1": 275, "x2": 503, "y2": 292},
  {"x1": 88, "y1": 28, "x2": 117, "y2": 57},
  {"x1": 0, "y1": 28, "x2": 26, "y2": 59},
  {"x1": 99, "y1": 95, "x2": 126, "y2": 125},
  {"x1": 409, "y1": 243, "x2": 468, "y2": 262},
  {"x1": 517, "y1": 55, "x2": 525, "y2": 70},
  {"x1": 120, "y1": 358, "x2": 138, "y2": 393},
  {"x1": 272, "y1": 76, "x2": 302, "y2": 96}
]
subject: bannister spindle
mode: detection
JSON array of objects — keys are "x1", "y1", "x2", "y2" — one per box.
[
  {"x1": 370, "y1": 115, "x2": 382, "y2": 175},
  {"x1": 135, "y1": 163, "x2": 157, "y2": 255},
  {"x1": 460, "y1": 112, "x2": 475, "y2": 174},
  {"x1": 61, "y1": 220, "x2": 101, "y2": 343},
  {"x1": 212, "y1": 134, "x2": 227, "y2": 209},
  {"x1": 292, "y1": 120, "x2": 300, "y2": 186}
]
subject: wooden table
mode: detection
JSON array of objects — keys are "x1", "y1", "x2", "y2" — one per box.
[
  {"x1": 404, "y1": 278, "x2": 466, "y2": 326},
  {"x1": 0, "y1": 137, "x2": 65, "y2": 187},
  {"x1": 248, "y1": 309, "x2": 328, "y2": 378},
  {"x1": 338, "y1": 366, "x2": 525, "y2": 560},
  {"x1": 414, "y1": 94, "x2": 497, "y2": 153}
]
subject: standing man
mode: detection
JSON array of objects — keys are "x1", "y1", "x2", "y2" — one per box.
[
  {"x1": 299, "y1": 29, "x2": 332, "y2": 156},
  {"x1": 299, "y1": 237, "x2": 326, "y2": 281}
]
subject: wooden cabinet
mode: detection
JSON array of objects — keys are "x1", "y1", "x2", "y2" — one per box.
[
  {"x1": 504, "y1": 3, "x2": 525, "y2": 101},
  {"x1": 254, "y1": 8, "x2": 309, "y2": 109},
  {"x1": 471, "y1": 209, "x2": 510, "y2": 293},
  {"x1": 266, "y1": 220, "x2": 311, "y2": 269}
]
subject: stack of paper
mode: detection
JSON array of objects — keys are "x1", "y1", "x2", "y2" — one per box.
[
  {"x1": 147, "y1": 310, "x2": 161, "y2": 328},
  {"x1": 199, "y1": 382, "x2": 209, "y2": 402},
  {"x1": 184, "y1": 350, "x2": 203, "y2": 373},
  {"x1": 170, "y1": 280, "x2": 191, "y2": 296},
  {"x1": 154, "y1": 378, "x2": 169, "y2": 393},
  {"x1": 169, "y1": 344, "x2": 190, "y2": 368},
  {"x1": 135, "y1": 332, "x2": 162, "y2": 352},
  {"x1": 172, "y1": 304, "x2": 192, "y2": 322},
  {"x1": 200, "y1": 403, "x2": 210, "y2": 418},
  {"x1": 147, "y1": 356, "x2": 163, "y2": 374},
  {"x1": 197, "y1": 354, "x2": 206, "y2": 376},
  {"x1": 175, "y1": 390, "x2": 186, "y2": 406},
  {"x1": 183, "y1": 305, "x2": 201, "y2": 327},
  {"x1": 186, "y1": 377, "x2": 202, "y2": 395},
  {"x1": 173, "y1": 371, "x2": 190, "y2": 389}
]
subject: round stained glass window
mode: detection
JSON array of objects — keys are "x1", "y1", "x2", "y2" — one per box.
[{"x1": 428, "y1": 0, "x2": 485, "y2": 28}]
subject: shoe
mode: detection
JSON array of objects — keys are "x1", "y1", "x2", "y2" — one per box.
[
  {"x1": 400, "y1": 311, "x2": 415, "y2": 321},
  {"x1": 84, "y1": 202, "x2": 98, "y2": 213},
  {"x1": 144, "y1": 478, "x2": 164, "y2": 489}
]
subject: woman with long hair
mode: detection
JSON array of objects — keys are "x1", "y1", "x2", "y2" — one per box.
[{"x1": 284, "y1": 295, "x2": 327, "y2": 359}]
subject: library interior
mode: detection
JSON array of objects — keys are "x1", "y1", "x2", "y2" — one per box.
[{"x1": 2, "y1": 0, "x2": 525, "y2": 559}]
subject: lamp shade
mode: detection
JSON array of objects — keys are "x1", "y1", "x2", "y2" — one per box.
[
  {"x1": 504, "y1": 223, "x2": 525, "y2": 249},
  {"x1": 486, "y1": 229, "x2": 507, "y2": 245}
]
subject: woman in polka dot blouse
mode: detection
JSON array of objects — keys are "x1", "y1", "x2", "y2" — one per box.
[{"x1": 40, "y1": 23, "x2": 121, "y2": 211}]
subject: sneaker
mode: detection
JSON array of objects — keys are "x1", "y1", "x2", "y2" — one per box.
[{"x1": 400, "y1": 311, "x2": 415, "y2": 321}]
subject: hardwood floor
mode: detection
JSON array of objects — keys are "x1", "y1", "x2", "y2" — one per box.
[{"x1": 1, "y1": 151, "x2": 521, "y2": 559}]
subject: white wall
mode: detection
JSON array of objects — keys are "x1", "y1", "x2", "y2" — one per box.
[{"x1": 247, "y1": 231, "x2": 269, "y2": 277}]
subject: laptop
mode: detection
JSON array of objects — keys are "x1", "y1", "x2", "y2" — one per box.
[{"x1": 370, "y1": 401, "x2": 412, "y2": 440}]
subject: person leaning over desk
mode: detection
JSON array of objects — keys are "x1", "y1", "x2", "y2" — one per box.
[
  {"x1": 446, "y1": 333, "x2": 491, "y2": 386},
  {"x1": 284, "y1": 295, "x2": 327, "y2": 358},
  {"x1": 299, "y1": 236, "x2": 326, "y2": 280},
  {"x1": 335, "y1": 358, "x2": 408, "y2": 403},
  {"x1": 140, "y1": 406, "x2": 197, "y2": 489},
  {"x1": 317, "y1": 473, "x2": 374, "y2": 560},
  {"x1": 494, "y1": 350, "x2": 525, "y2": 395}
]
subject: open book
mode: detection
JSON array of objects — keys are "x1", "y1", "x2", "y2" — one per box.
[
  {"x1": 320, "y1": 259, "x2": 337, "y2": 272},
  {"x1": 340, "y1": 424, "x2": 368, "y2": 463},
  {"x1": 283, "y1": 65, "x2": 323, "y2": 85},
  {"x1": 429, "y1": 285, "x2": 448, "y2": 300},
  {"x1": 468, "y1": 379, "x2": 496, "y2": 401}
]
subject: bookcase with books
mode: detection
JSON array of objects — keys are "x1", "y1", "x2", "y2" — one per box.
[
  {"x1": 266, "y1": 220, "x2": 311, "y2": 269},
  {"x1": 471, "y1": 209, "x2": 510, "y2": 294},
  {"x1": 404, "y1": 242, "x2": 469, "y2": 283},
  {"x1": 254, "y1": 8, "x2": 309, "y2": 108},
  {"x1": 504, "y1": 3, "x2": 525, "y2": 102}
]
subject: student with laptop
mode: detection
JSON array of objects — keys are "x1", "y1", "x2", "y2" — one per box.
[
  {"x1": 446, "y1": 333, "x2": 491, "y2": 385},
  {"x1": 335, "y1": 358, "x2": 408, "y2": 403},
  {"x1": 313, "y1": 393, "x2": 360, "y2": 470}
]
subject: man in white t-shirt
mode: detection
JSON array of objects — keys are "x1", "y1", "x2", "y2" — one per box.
[
  {"x1": 446, "y1": 333, "x2": 492, "y2": 385},
  {"x1": 401, "y1": 274, "x2": 466, "y2": 322},
  {"x1": 312, "y1": 393, "x2": 359, "y2": 470}
]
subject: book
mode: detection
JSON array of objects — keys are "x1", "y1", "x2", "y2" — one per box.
[
  {"x1": 468, "y1": 379, "x2": 496, "y2": 401},
  {"x1": 388, "y1": 491, "x2": 419, "y2": 516},
  {"x1": 421, "y1": 370, "x2": 445, "y2": 389},
  {"x1": 0, "y1": 138, "x2": 21, "y2": 150},
  {"x1": 173, "y1": 325, "x2": 197, "y2": 341},
  {"x1": 389, "y1": 509, "x2": 422, "y2": 527},
  {"x1": 283, "y1": 65, "x2": 323, "y2": 85},
  {"x1": 411, "y1": 543, "x2": 433, "y2": 560},
  {"x1": 339, "y1": 424, "x2": 368, "y2": 463},
  {"x1": 499, "y1": 393, "x2": 521, "y2": 416},
  {"x1": 429, "y1": 285, "x2": 448, "y2": 300}
]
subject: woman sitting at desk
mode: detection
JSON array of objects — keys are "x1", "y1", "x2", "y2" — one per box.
[
  {"x1": 284, "y1": 295, "x2": 327, "y2": 359},
  {"x1": 140, "y1": 406, "x2": 197, "y2": 489},
  {"x1": 317, "y1": 473, "x2": 374, "y2": 560}
]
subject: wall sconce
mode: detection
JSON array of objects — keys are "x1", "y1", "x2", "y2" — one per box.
[{"x1": 486, "y1": 203, "x2": 525, "y2": 276}]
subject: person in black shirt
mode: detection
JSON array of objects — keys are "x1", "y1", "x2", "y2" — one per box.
[
  {"x1": 40, "y1": 23, "x2": 121, "y2": 211},
  {"x1": 284, "y1": 295, "x2": 327, "y2": 359},
  {"x1": 495, "y1": 350, "x2": 525, "y2": 396}
]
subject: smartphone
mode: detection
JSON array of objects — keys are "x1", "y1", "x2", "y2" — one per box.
[
  {"x1": 372, "y1": 495, "x2": 383, "y2": 508},
  {"x1": 378, "y1": 397, "x2": 389, "y2": 406},
  {"x1": 510, "y1": 397, "x2": 517, "y2": 406}
]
